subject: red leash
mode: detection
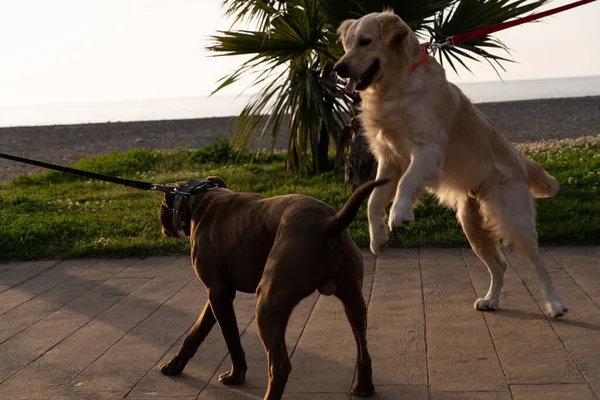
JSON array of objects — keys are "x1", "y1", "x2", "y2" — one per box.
[
  {"x1": 448, "y1": 0, "x2": 597, "y2": 46},
  {"x1": 411, "y1": 0, "x2": 597, "y2": 71}
]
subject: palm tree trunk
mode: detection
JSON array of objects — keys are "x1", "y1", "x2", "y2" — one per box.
[
  {"x1": 317, "y1": 120, "x2": 330, "y2": 173},
  {"x1": 343, "y1": 95, "x2": 376, "y2": 189},
  {"x1": 315, "y1": 63, "x2": 336, "y2": 174}
]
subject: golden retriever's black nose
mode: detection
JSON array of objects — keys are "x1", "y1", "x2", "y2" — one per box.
[{"x1": 333, "y1": 62, "x2": 350, "y2": 78}]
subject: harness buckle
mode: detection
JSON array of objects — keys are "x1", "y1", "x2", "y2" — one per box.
[{"x1": 166, "y1": 179, "x2": 219, "y2": 241}]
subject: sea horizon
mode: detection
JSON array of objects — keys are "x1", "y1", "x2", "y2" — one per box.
[{"x1": 1, "y1": 75, "x2": 599, "y2": 128}]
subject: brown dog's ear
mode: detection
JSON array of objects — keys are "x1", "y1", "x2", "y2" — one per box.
[
  {"x1": 337, "y1": 19, "x2": 355, "y2": 44},
  {"x1": 378, "y1": 12, "x2": 409, "y2": 47},
  {"x1": 206, "y1": 176, "x2": 228, "y2": 188}
]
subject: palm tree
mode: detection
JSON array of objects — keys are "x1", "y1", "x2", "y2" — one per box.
[{"x1": 209, "y1": 0, "x2": 547, "y2": 179}]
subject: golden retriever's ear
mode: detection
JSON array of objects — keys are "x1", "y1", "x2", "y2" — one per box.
[
  {"x1": 378, "y1": 13, "x2": 409, "y2": 47},
  {"x1": 337, "y1": 19, "x2": 355, "y2": 42},
  {"x1": 206, "y1": 176, "x2": 228, "y2": 188}
]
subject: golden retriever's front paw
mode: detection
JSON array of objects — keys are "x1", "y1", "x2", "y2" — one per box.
[
  {"x1": 388, "y1": 202, "x2": 414, "y2": 231},
  {"x1": 369, "y1": 224, "x2": 389, "y2": 254}
]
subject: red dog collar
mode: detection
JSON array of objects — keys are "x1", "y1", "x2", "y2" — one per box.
[{"x1": 410, "y1": 43, "x2": 430, "y2": 72}]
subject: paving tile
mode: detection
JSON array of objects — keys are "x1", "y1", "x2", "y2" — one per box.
[
  {"x1": 283, "y1": 254, "x2": 376, "y2": 395},
  {"x1": 0, "y1": 276, "x2": 146, "y2": 385},
  {"x1": 0, "y1": 250, "x2": 599, "y2": 400},
  {"x1": 365, "y1": 384, "x2": 429, "y2": 399},
  {"x1": 362, "y1": 250, "x2": 376, "y2": 301},
  {"x1": 0, "y1": 260, "x2": 59, "y2": 292},
  {"x1": 547, "y1": 247, "x2": 600, "y2": 307},
  {"x1": 50, "y1": 390, "x2": 126, "y2": 400},
  {"x1": 0, "y1": 272, "x2": 102, "y2": 344},
  {"x1": 211, "y1": 292, "x2": 320, "y2": 391},
  {"x1": 285, "y1": 291, "x2": 366, "y2": 393},
  {"x1": 0, "y1": 261, "x2": 23, "y2": 274},
  {"x1": 198, "y1": 384, "x2": 349, "y2": 399},
  {"x1": 0, "y1": 259, "x2": 98, "y2": 315},
  {"x1": 127, "y1": 396, "x2": 197, "y2": 400},
  {"x1": 111, "y1": 255, "x2": 179, "y2": 279},
  {"x1": 367, "y1": 249, "x2": 427, "y2": 386},
  {"x1": 0, "y1": 259, "x2": 137, "y2": 345},
  {"x1": 430, "y1": 392, "x2": 510, "y2": 400},
  {"x1": 510, "y1": 249, "x2": 600, "y2": 396},
  {"x1": 60, "y1": 258, "x2": 196, "y2": 395},
  {"x1": 76, "y1": 258, "x2": 138, "y2": 281},
  {"x1": 464, "y1": 249, "x2": 582, "y2": 385},
  {"x1": 128, "y1": 289, "x2": 259, "y2": 398},
  {"x1": 196, "y1": 384, "x2": 268, "y2": 399},
  {"x1": 0, "y1": 257, "x2": 175, "y2": 385},
  {"x1": 511, "y1": 383, "x2": 597, "y2": 400},
  {"x1": 421, "y1": 249, "x2": 507, "y2": 393},
  {"x1": 0, "y1": 259, "x2": 117, "y2": 344}
]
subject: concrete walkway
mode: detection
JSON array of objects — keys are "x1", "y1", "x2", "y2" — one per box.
[{"x1": 0, "y1": 247, "x2": 599, "y2": 400}]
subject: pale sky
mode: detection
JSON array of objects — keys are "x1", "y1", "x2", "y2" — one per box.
[{"x1": 0, "y1": 0, "x2": 598, "y2": 109}]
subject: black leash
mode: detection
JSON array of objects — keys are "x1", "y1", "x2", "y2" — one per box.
[
  {"x1": 0, "y1": 151, "x2": 219, "y2": 241},
  {"x1": 0, "y1": 152, "x2": 175, "y2": 193}
]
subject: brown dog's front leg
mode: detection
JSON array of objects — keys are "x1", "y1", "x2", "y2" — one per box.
[
  {"x1": 160, "y1": 299, "x2": 216, "y2": 375},
  {"x1": 209, "y1": 288, "x2": 248, "y2": 385}
]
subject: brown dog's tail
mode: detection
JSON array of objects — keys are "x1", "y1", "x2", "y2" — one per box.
[
  {"x1": 325, "y1": 179, "x2": 390, "y2": 238},
  {"x1": 522, "y1": 156, "x2": 560, "y2": 198}
]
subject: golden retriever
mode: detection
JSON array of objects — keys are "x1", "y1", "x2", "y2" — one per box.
[{"x1": 334, "y1": 10, "x2": 568, "y2": 318}]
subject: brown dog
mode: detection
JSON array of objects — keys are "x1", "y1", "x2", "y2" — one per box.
[{"x1": 158, "y1": 176, "x2": 387, "y2": 400}]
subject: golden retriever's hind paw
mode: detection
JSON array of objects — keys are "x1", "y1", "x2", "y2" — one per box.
[
  {"x1": 369, "y1": 223, "x2": 389, "y2": 254},
  {"x1": 545, "y1": 300, "x2": 569, "y2": 318},
  {"x1": 159, "y1": 358, "x2": 187, "y2": 375},
  {"x1": 474, "y1": 297, "x2": 499, "y2": 311},
  {"x1": 370, "y1": 240, "x2": 388, "y2": 255}
]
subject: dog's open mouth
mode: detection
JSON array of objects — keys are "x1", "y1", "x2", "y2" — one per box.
[{"x1": 345, "y1": 59, "x2": 380, "y2": 94}]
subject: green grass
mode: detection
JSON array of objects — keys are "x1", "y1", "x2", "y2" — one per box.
[{"x1": 1, "y1": 138, "x2": 599, "y2": 262}]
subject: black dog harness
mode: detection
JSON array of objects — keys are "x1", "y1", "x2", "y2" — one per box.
[{"x1": 166, "y1": 179, "x2": 218, "y2": 239}]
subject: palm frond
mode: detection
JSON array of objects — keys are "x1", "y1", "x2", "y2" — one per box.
[
  {"x1": 220, "y1": 0, "x2": 283, "y2": 30},
  {"x1": 319, "y1": 0, "x2": 457, "y2": 32},
  {"x1": 209, "y1": 0, "x2": 349, "y2": 172}
]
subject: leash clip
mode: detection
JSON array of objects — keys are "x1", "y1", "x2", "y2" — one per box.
[
  {"x1": 150, "y1": 183, "x2": 178, "y2": 194},
  {"x1": 428, "y1": 37, "x2": 454, "y2": 56}
]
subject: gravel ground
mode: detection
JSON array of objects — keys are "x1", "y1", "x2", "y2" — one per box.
[{"x1": 1, "y1": 96, "x2": 598, "y2": 182}]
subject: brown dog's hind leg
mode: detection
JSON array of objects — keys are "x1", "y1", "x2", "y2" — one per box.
[
  {"x1": 209, "y1": 287, "x2": 248, "y2": 385},
  {"x1": 256, "y1": 293, "x2": 294, "y2": 400},
  {"x1": 336, "y1": 277, "x2": 375, "y2": 397},
  {"x1": 255, "y1": 249, "x2": 314, "y2": 399},
  {"x1": 160, "y1": 299, "x2": 216, "y2": 376}
]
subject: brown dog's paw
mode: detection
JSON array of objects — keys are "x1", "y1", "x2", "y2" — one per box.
[
  {"x1": 218, "y1": 369, "x2": 246, "y2": 386},
  {"x1": 159, "y1": 358, "x2": 187, "y2": 376},
  {"x1": 351, "y1": 382, "x2": 375, "y2": 397}
]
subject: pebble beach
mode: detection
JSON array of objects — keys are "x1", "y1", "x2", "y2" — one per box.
[{"x1": 1, "y1": 96, "x2": 598, "y2": 183}]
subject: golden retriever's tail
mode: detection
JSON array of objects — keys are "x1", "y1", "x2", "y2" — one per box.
[
  {"x1": 523, "y1": 156, "x2": 560, "y2": 198},
  {"x1": 326, "y1": 179, "x2": 390, "y2": 238}
]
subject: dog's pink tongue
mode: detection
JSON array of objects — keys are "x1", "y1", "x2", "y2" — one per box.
[{"x1": 345, "y1": 78, "x2": 358, "y2": 95}]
